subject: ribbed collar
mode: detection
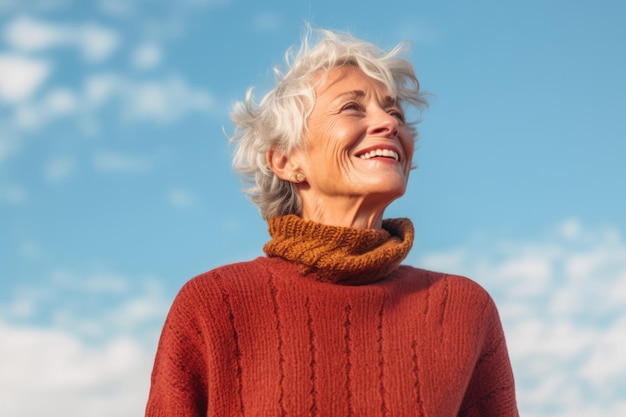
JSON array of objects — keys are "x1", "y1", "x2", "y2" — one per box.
[{"x1": 263, "y1": 214, "x2": 414, "y2": 285}]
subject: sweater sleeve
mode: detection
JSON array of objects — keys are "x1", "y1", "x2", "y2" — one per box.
[
  {"x1": 458, "y1": 295, "x2": 519, "y2": 417},
  {"x1": 146, "y1": 280, "x2": 209, "y2": 417}
]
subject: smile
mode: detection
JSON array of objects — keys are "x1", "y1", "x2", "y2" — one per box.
[{"x1": 358, "y1": 149, "x2": 400, "y2": 162}]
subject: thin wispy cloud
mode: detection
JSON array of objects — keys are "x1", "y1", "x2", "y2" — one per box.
[
  {"x1": 17, "y1": 239, "x2": 44, "y2": 260},
  {"x1": 0, "y1": 131, "x2": 21, "y2": 163},
  {"x1": 167, "y1": 187, "x2": 194, "y2": 208},
  {"x1": 180, "y1": 0, "x2": 232, "y2": 7},
  {"x1": 131, "y1": 42, "x2": 162, "y2": 71},
  {"x1": 93, "y1": 150, "x2": 153, "y2": 173},
  {"x1": 50, "y1": 270, "x2": 131, "y2": 295},
  {"x1": 121, "y1": 76, "x2": 214, "y2": 123},
  {"x1": 393, "y1": 18, "x2": 440, "y2": 45},
  {"x1": 0, "y1": 183, "x2": 27, "y2": 204},
  {"x1": 96, "y1": 0, "x2": 133, "y2": 17},
  {"x1": 12, "y1": 86, "x2": 79, "y2": 131},
  {"x1": 84, "y1": 73, "x2": 119, "y2": 106},
  {"x1": 44, "y1": 156, "x2": 76, "y2": 183},
  {"x1": 0, "y1": 0, "x2": 70, "y2": 13},
  {"x1": 2, "y1": 269, "x2": 170, "y2": 339},
  {"x1": 3, "y1": 16, "x2": 120, "y2": 63},
  {"x1": 252, "y1": 11, "x2": 282, "y2": 33},
  {"x1": 0, "y1": 13, "x2": 217, "y2": 168},
  {"x1": 82, "y1": 73, "x2": 215, "y2": 124}
]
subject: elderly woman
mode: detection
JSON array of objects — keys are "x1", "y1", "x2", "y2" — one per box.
[{"x1": 146, "y1": 28, "x2": 518, "y2": 416}]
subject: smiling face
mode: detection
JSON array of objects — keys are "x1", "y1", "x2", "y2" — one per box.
[{"x1": 278, "y1": 65, "x2": 414, "y2": 228}]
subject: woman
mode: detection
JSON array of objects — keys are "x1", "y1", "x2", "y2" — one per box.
[{"x1": 146, "y1": 28, "x2": 518, "y2": 416}]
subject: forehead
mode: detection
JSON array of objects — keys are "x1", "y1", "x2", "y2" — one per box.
[{"x1": 313, "y1": 65, "x2": 393, "y2": 100}]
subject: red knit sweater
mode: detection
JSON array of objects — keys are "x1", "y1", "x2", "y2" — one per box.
[{"x1": 146, "y1": 216, "x2": 518, "y2": 416}]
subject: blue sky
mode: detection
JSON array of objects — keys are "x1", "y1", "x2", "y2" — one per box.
[{"x1": 1, "y1": 1, "x2": 625, "y2": 416}]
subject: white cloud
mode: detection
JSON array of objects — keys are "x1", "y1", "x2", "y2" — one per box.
[
  {"x1": 252, "y1": 11, "x2": 282, "y2": 32},
  {"x1": 181, "y1": 0, "x2": 231, "y2": 6},
  {"x1": 96, "y1": 0, "x2": 229, "y2": 17},
  {"x1": 18, "y1": 239, "x2": 44, "y2": 260},
  {"x1": 393, "y1": 18, "x2": 440, "y2": 45},
  {"x1": 84, "y1": 73, "x2": 120, "y2": 105},
  {"x1": 2, "y1": 15, "x2": 67, "y2": 50},
  {"x1": 0, "y1": 271, "x2": 170, "y2": 402},
  {"x1": 0, "y1": 0, "x2": 70, "y2": 12},
  {"x1": 93, "y1": 150, "x2": 153, "y2": 173},
  {"x1": 1, "y1": 267, "x2": 170, "y2": 339},
  {"x1": 560, "y1": 217, "x2": 582, "y2": 239},
  {"x1": 417, "y1": 219, "x2": 626, "y2": 416},
  {"x1": 83, "y1": 73, "x2": 215, "y2": 123},
  {"x1": 50, "y1": 269, "x2": 131, "y2": 294},
  {"x1": 0, "y1": 0, "x2": 18, "y2": 10},
  {"x1": 121, "y1": 76, "x2": 214, "y2": 123},
  {"x1": 43, "y1": 87, "x2": 78, "y2": 115},
  {"x1": 44, "y1": 156, "x2": 75, "y2": 182},
  {"x1": 13, "y1": 103, "x2": 42, "y2": 130},
  {"x1": 12, "y1": 88, "x2": 79, "y2": 131},
  {"x1": 78, "y1": 23, "x2": 120, "y2": 62},
  {"x1": 131, "y1": 42, "x2": 162, "y2": 70},
  {"x1": 3, "y1": 16, "x2": 119, "y2": 63},
  {"x1": 0, "y1": 130, "x2": 21, "y2": 163},
  {"x1": 167, "y1": 187, "x2": 194, "y2": 208},
  {"x1": 0, "y1": 54, "x2": 51, "y2": 103},
  {"x1": 97, "y1": 0, "x2": 134, "y2": 16},
  {"x1": 3, "y1": 73, "x2": 215, "y2": 138},
  {"x1": 0, "y1": 183, "x2": 27, "y2": 204},
  {"x1": 0, "y1": 221, "x2": 169, "y2": 413},
  {"x1": 0, "y1": 322, "x2": 154, "y2": 417}
]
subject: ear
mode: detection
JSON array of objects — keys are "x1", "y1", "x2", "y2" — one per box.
[{"x1": 266, "y1": 147, "x2": 305, "y2": 182}]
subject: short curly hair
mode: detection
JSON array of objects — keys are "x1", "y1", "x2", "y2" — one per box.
[{"x1": 230, "y1": 26, "x2": 428, "y2": 220}]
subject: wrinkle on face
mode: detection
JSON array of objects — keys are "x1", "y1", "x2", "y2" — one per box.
[{"x1": 290, "y1": 65, "x2": 414, "y2": 229}]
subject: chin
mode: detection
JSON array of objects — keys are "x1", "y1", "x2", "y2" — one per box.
[
  {"x1": 363, "y1": 183, "x2": 407, "y2": 203},
  {"x1": 366, "y1": 176, "x2": 408, "y2": 195}
]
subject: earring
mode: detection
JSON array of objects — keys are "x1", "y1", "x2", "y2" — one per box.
[{"x1": 295, "y1": 172, "x2": 305, "y2": 183}]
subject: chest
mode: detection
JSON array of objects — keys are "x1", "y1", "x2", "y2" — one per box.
[{"x1": 201, "y1": 278, "x2": 483, "y2": 416}]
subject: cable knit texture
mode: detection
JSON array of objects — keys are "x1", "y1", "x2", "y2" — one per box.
[
  {"x1": 146, "y1": 215, "x2": 518, "y2": 417},
  {"x1": 264, "y1": 214, "x2": 414, "y2": 285}
]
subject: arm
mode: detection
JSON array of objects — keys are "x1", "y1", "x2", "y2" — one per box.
[
  {"x1": 146, "y1": 281, "x2": 209, "y2": 417},
  {"x1": 458, "y1": 298, "x2": 519, "y2": 417}
]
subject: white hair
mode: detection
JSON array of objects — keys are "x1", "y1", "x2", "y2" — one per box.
[{"x1": 230, "y1": 26, "x2": 428, "y2": 220}]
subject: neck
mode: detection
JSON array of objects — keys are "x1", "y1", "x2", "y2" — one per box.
[{"x1": 299, "y1": 194, "x2": 391, "y2": 229}]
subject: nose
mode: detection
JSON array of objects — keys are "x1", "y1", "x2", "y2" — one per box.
[{"x1": 368, "y1": 108, "x2": 400, "y2": 138}]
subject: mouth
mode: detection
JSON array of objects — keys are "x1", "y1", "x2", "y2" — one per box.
[{"x1": 356, "y1": 147, "x2": 400, "y2": 162}]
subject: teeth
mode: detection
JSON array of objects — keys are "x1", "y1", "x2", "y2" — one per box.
[{"x1": 359, "y1": 149, "x2": 399, "y2": 161}]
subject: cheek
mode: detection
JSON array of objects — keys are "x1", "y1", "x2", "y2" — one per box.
[
  {"x1": 309, "y1": 122, "x2": 356, "y2": 163},
  {"x1": 400, "y1": 129, "x2": 415, "y2": 161}
]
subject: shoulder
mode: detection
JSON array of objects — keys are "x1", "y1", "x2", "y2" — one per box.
[
  {"x1": 166, "y1": 257, "x2": 272, "y2": 311},
  {"x1": 395, "y1": 265, "x2": 499, "y2": 315},
  {"x1": 396, "y1": 265, "x2": 492, "y2": 296},
  {"x1": 181, "y1": 256, "x2": 272, "y2": 293}
]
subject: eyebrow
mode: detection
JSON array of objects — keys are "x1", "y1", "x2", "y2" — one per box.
[
  {"x1": 333, "y1": 90, "x2": 398, "y2": 106},
  {"x1": 333, "y1": 90, "x2": 365, "y2": 101}
]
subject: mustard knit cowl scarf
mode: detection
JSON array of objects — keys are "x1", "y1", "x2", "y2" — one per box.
[{"x1": 264, "y1": 214, "x2": 414, "y2": 285}]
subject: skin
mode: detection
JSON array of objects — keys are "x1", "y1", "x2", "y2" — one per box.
[{"x1": 268, "y1": 65, "x2": 414, "y2": 229}]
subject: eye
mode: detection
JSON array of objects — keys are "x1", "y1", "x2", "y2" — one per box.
[
  {"x1": 341, "y1": 102, "x2": 363, "y2": 112},
  {"x1": 388, "y1": 108, "x2": 406, "y2": 122}
]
